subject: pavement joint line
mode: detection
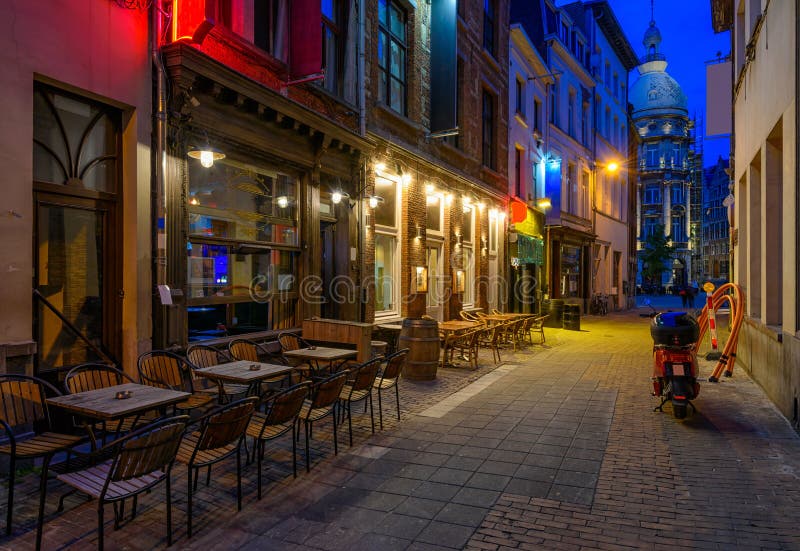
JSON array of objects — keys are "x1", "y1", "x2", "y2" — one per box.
[{"x1": 418, "y1": 364, "x2": 521, "y2": 418}]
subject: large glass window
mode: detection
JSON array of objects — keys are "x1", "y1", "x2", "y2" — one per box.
[
  {"x1": 644, "y1": 184, "x2": 661, "y2": 204},
  {"x1": 462, "y1": 246, "x2": 475, "y2": 307},
  {"x1": 374, "y1": 177, "x2": 398, "y2": 227},
  {"x1": 645, "y1": 143, "x2": 659, "y2": 168},
  {"x1": 375, "y1": 234, "x2": 398, "y2": 314},
  {"x1": 188, "y1": 158, "x2": 298, "y2": 246},
  {"x1": 378, "y1": 0, "x2": 407, "y2": 114},
  {"x1": 426, "y1": 193, "x2": 443, "y2": 236},
  {"x1": 186, "y1": 155, "x2": 300, "y2": 340}
]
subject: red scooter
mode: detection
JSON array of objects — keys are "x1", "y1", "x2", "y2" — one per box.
[{"x1": 649, "y1": 309, "x2": 700, "y2": 419}]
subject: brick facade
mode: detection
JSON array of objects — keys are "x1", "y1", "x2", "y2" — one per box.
[{"x1": 364, "y1": 0, "x2": 510, "y2": 322}]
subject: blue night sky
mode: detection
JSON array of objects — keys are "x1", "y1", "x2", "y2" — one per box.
[{"x1": 558, "y1": 0, "x2": 732, "y2": 165}]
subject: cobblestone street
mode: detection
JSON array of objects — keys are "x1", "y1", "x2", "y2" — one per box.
[{"x1": 5, "y1": 311, "x2": 800, "y2": 550}]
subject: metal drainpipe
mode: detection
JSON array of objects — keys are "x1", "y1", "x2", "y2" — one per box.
[
  {"x1": 358, "y1": 0, "x2": 366, "y2": 136},
  {"x1": 151, "y1": 2, "x2": 167, "y2": 347}
]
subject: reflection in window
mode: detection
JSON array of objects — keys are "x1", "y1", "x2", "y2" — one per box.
[
  {"x1": 187, "y1": 244, "x2": 296, "y2": 299},
  {"x1": 188, "y1": 158, "x2": 297, "y2": 246},
  {"x1": 220, "y1": 0, "x2": 289, "y2": 62},
  {"x1": 374, "y1": 177, "x2": 398, "y2": 227},
  {"x1": 33, "y1": 84, "x2": 120, "y2": 192},
  {"x1": 378, "y1": 0, "x2": 407, "y2": 114}
]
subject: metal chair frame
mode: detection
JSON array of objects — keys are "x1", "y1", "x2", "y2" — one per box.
[
  {"x1": 52, "y1": 415, "x2": 189, "y2": 550},
  {"x1": 338, "y1": 358, "x2": 382, "y2": 446},
  {"x1": 0, "y1": 374, "x2": 83, "y2": 548},
  {"x1": 137, "y1": 350, "x2": 214, "y2": 414},
  {"x1": 186, "y1": 344, "x2": 250, "y2": 402},
  {"x1": 177, "y1": 398, "x2": 257, "y2": 537},
  {"x1": 247, "y1": 382, "x2": 310, "y2": 498},
  {"x1": 373, "y1": 349, "x2": 407, "y2": 430},
  {"x1": 298, "y1": 372, "x2": 348, "y2": 472}
]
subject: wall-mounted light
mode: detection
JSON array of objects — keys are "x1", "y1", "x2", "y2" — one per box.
[
  {"x1": 368, "y1": 195, "x2": 384, "y2": 209},
  {"x1": 536, "y1": 197, "x2": 552, "y2": 210},
  {"x1": 455, "y1": 232, "x2": 462, "y2": 246},
  {"x1": 445, "y1": 193, "x2": 453, "y2": 206},
  {"x1": 276, "y1": 196, "x2": 289, "y2": 209},
  {"x1": 332, "y1": 191, "x2": 351, "y2": 204},
  {"x1": 425, "y1": 183, "x2": 435, "y2": 194},
  {"x1": 187, "y1": 142, "x2": 225, "y2": 168},
  {"x1": 189, "y1": 196, "x2": 200, "y2": 206},
  {"x1": 489, "y1": 208, "x2": 498, "y2": 220},
  {"x1": 477, "y1": 202, "x2": 485, "y2": 211},
  {"x1": 375, "y1": 161, "x2": 386, "y2": 172},
  {"x1": 415, "y1": 226, "x2": 422, "y2": 240}
]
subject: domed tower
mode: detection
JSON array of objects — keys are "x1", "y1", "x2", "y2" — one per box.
[{"x1": 630, "y1": 17, "x2": 695, "y2": 293}]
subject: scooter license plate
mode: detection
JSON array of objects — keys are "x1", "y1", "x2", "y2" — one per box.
[{"x1": 670, "y1": 363, "x2": 686, "y2": 376}]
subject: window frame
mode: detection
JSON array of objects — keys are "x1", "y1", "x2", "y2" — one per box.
[
  {"x1": 461, "y1": 206, "x2": 476, "y2": 308},
  {"x1": 483, "y1": 0, "x2": 496, "y2": 56},
  {"x1": 374, "y1": 175, "x2": 401, "y2": 318},
  {"x1": 378, "y1": 0, "x2": 408, "y2": 115},
  {"x1": 482, "y1": 90, "x2": 496, "y2": 170}
]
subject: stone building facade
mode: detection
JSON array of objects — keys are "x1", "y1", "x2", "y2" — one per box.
[
  {"x1": 711, "y1": 0, "x2": 799, "y2": 422},
  {"x1": 701, "y1": 156, "x2": 730, "y2": 282}
]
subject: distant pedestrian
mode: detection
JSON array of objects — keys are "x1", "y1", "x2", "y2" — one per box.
[
  {"x1": 687, "y1": 286, "x2": 697, "y2": 309},
  {"x1": 679, "y1": 287, "x2": 688, "y2": 308}
]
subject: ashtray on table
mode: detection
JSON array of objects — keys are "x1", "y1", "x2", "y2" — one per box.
[
  {"x1": 115, "y1": 390, "x2": 133, "y2": 400},
  {"x1": 249, "y1": 364, "x2": 261, "y2": 371}
]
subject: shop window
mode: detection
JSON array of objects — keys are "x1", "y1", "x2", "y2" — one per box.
[
  {"x1": 375, "y1": 233, "x2": 398, "y2": 315},
  {"x1": 188, "y1": 158, "x2": 298, "y2": 246},
  {"x1": 186, "y1": 156, "x2": 300, "y2": 341},
  {"x1": 560, "y1": 245, "x2": 581, "y2": 298},
  {"x1": 378, "y1": 0, "x2": 407, "y2": 114},
  {"x1": 462, "y1": 246, "x2": 475, "y2": 307}
]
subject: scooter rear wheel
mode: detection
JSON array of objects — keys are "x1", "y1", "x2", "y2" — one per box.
[{"x1": 673, "y1": 403, "x2": 687, "y2": 419}]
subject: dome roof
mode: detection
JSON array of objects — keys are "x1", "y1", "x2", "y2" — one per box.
[{"x1": 630, "y1": 69, "x2": 688, "y2": 117}]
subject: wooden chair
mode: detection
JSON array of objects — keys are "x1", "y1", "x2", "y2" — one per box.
[
  {"x1": 64, "y1": 363, "x2": 153, "y2": 443},
  {"x1": 228, "y1": 338, "x2": 290, "y2": 389},
  {"x1": 298, "y1": 371, "x2": 348, "y2": 472},
  {"x1": 186, "y1": 344, "x2": 249, "y2": 402},
  {"x1": 373, "y1": 349, "x2": 407, "y2": 430},
  {"x1": 338, "y1": 358, "x2": 381, "y2": 446},
  {"x1": 52, "y1": 415, "x2": 188, "y2": 550},
  {"x1": 477, "y1": 325, "x2": 502, "y2": 364},
  {"x1": 446, "y1": 330, "x2": 481, "y2": 369},
  {"x1": 176, "y1": 397, "x2": 257, "y2": 537},
  {"x1": 459, "y1": 311, "x2": 476, "y2": 322},
  {"x1": 137, "y1": 351, "x2": 215, "y2": 414},
  {"x1": 491, "y1": 309, "x2": 503, "y2": 315},
  {"x1": 0, "y1": 375, "x2": 83, "y2": 545},
  {"x1": 531, "y1": 315, "x2": 548, "y2": 344},
  {"x1": 247, "y1": 382, "x2": 310, "y2": 498},
  {"x1": 276, "y1": 332, "x2": 316, "y2": 381}
]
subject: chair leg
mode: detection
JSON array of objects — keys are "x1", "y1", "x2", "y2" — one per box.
[
  {"x1": 193, "y1": 467, "x2": 200, "y2": 493},
  {"x1": 131, "y1": 495, "x2": 138, "y2": 520},
  {"x1": 187, "y1": 467, "x2": 193, "y2": 538},
  {"x1": 395, "y1": 385, "x2": 401, "y2": 420},
  {"x1": 35, "y1": 454, "x2": 52, "y2": 551},
  {"x1": 332, "y1": 405, "x2": 339, "y2": 455},
  {"x1": 377, "y1": 390, "x2": 384, "y2": 430},
  {"x1": 98, "y1": 502, "x2": 105, "y2": 551},
  {"x1": 347, "y1": 401, "x2": 353, "y2": 447},
  {"x1": 6, "y1": 455, "x2": 15, "y2": 537},
  {"x1": 291, "y1": 420, "x2": 298, "y2": 478},
  {"x1": 166, "y1": 472, "x2": 173, "y2": 547},
  {"x1": 304, "y1": 421, "x2": 311, "y2": 473},
  {"x1": 368, "y1": 393, "x2": 375, "y2": 434},
  {"x1": 236, "y1": 446, "x2": 243, "y2": 512},
  {"x1": 205, "y1": 465, "x2": 211, "y2": 487}
]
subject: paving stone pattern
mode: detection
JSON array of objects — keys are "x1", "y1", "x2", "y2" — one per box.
[{"x1": 4, "y1": 312, "x2": 800, "y2": 550}]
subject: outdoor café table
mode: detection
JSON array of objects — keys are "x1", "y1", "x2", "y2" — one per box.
[
  {"x1": 46, "y1": 383, "x2": 190, "y2": 446},
  {"x1": 194, "y1": 360, "x2": 293, "y2": 400},
  {"x1": 438, "y1": 321, "x2": 480, "y2": 368},
  {"x1": 282, "y1": 346, "x2": 358, "y2": 376}
]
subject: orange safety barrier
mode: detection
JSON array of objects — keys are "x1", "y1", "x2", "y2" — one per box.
[{"x1": 692, "y1": 283, "x2": 745, "y2": 382}]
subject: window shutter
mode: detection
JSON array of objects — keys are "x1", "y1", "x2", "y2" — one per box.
[{"x1": 290, "y1": 0, "x2": 322, "y2": 79}]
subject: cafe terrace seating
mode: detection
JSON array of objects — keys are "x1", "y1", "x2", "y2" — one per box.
[{"x1": 186, "y1": 344, "x2": 250, "y2": 402}]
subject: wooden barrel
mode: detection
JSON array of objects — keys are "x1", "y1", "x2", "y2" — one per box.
[{"x1": 398, "y1": 318, "x2": 441, "y2": 380}]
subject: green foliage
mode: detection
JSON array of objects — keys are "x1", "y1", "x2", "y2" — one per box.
[{"x1": 640, "y1": 226, "x2": 674, "y2": 284}]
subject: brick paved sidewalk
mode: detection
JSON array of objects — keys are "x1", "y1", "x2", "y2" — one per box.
[{"x1": 5, "y1": 312, "x2": 800, "y2": 550}]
